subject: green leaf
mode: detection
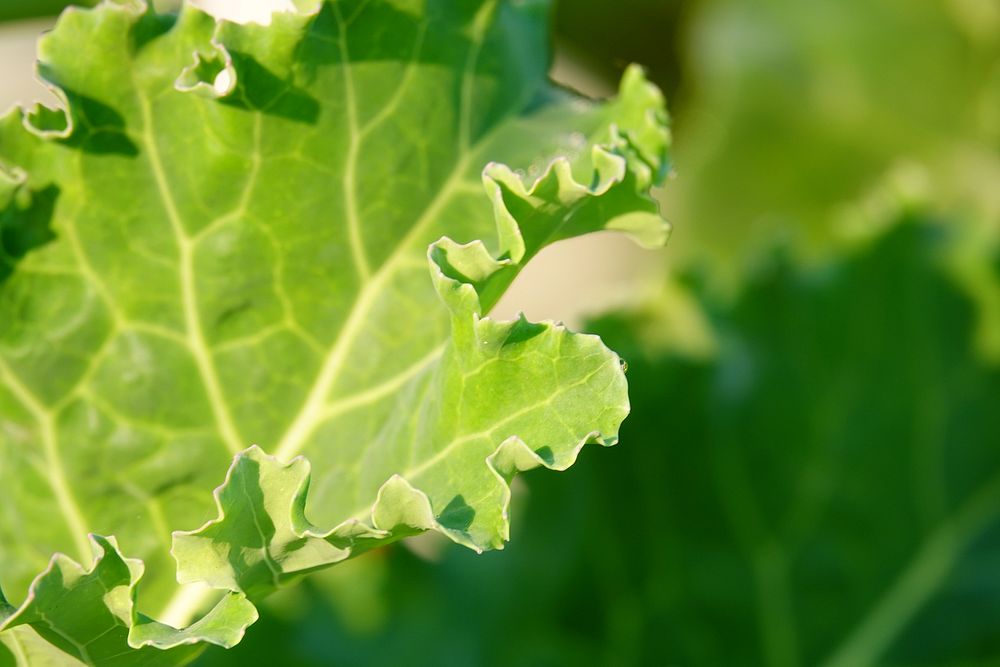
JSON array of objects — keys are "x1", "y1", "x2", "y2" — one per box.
[
  {"x1": 0, "y1": 535, "x2": 255, "y2": 665},
  {"x1": 667, "y1": 0, "x2": 999, "y2": 273},
  {"x1": 198, "y1": 219, "x2": 1000, "y2": 667},
  {"x1": 0, "y1": 0, "x2": 669, "y2": 663}
]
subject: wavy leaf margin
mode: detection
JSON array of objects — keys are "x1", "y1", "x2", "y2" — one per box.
[{"x1": 0, "y1": 0, "x2": 671, "y2": 662}]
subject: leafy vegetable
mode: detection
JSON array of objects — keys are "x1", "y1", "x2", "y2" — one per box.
[
  {"x1": 201, "y1": 219, "x2": 1000, "y2": 667},
  {"x1": 0, "y1": 0, "x2": 670, "y2": 664},
  {"x1": 181, "y1": 0, "x2": 1000, "y2": 663}
]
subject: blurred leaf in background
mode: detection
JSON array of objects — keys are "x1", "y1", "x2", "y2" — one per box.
[
  {"x1": 553, "y1": 0, "x2": 685, "y2": 100},
  {"x1": 667, "y1": 0, "x2": 1000, "y2": 272},
  {"x1": 585, "y1": 219, "x2": 1000, "y2": 666},
  {"x1": 201, "y1": 215, "x2": 1000, "y2": 667},
  {"x1": 0, "y1": 1, "x2": 96, "y2": 23}
]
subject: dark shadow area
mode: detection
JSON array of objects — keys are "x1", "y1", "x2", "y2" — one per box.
[
  {"x1": 0, "y1": 185, "x2": 58, "y2": 285},
  {"x1": 128, "y1": 5, "x2": 178, "y2": 53},
  {"x1": 437, "y1": 495, "x2": 474, "y2": 532},
  {"x1": 221, "y1": 51, "x2": 321, "y2": 125},
  {"x1": 294, "y1": 0, "x2": 546, "y2": 144},
  {"x1": 55, "y1": 91, "x2": 139, "y2": 157},
  {"x1": 554, "y1": 0, "x2": 686, "y2": 101},
  {"x1": 0, "y1": 641, "x2": 13, "y2": 667},
  {"x1": 77, "y1": 127, "x2": 139, "y2": 156},
  {"x1": 299, "y1": 1, "x2": 474, "y2": 68},
  {"x1": 427, "y1": 244, "x2": 496, "y2": 294},
  {"x1": 0, "y1": 0, "x2": 96, "y2": 22},
  {"x1": 502, "y1": 316, "x2": 546, "y2": 346},
  {"x1": 533, "y1": 445, "x2": 554, "y2": 466},
  {"x1": 218, "y1": 457, "x2": 282, "y2": 601}
]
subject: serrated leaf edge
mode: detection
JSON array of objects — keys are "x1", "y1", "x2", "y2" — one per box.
[
  {"x1": 0, "y1": 0, "x2": 671, "y2": 661},
  {"x1": 170, "y1": 64, "x2": 670, "y2": 589},
  {"x1": 0, "y1": 535, "x2": 258, "y2": 658}
]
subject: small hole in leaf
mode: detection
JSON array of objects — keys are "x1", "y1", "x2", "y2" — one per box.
[{"x1": 213, "y1": 69, "x2": 234, "y2": 95}]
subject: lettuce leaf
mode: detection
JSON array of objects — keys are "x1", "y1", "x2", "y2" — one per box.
[
  {"x1": 0, "y1": 1, "x2": 670, "y2": 664},
  {"x1": 202, "y1": 219, "x2": 1000, "y2": 667}
]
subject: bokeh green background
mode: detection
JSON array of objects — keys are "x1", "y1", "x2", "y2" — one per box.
[{"x1": 3, "y1": 0, "x2": 1000, "y2": 665}]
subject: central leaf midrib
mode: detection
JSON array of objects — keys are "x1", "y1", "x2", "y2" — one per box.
[
  {"x1": 271, "y1": 18, "x2": 494, "y2": 461},
  {"x1": 153, "y1": 13, "x2": 499, "y2": 625}
]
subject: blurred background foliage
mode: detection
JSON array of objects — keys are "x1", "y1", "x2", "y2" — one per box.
[
  {"x1": 667, "y1": 0, "x2": 1000, "y2": 272},
  {"x1": 3, "y1": 0, "x2": 1000, "y2": 665},
  {"x1": 0, "y1": 0, "x2": 93, "y2": 22}
]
